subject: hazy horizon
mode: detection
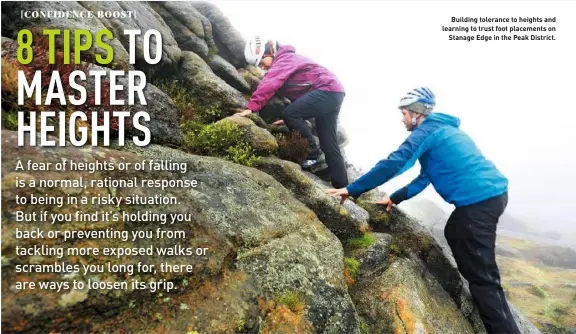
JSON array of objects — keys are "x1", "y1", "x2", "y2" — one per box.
[{"x1": 211, "y1": 1, "x2": 576, "y2": 236}]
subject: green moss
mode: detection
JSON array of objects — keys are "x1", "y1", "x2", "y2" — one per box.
[
  {"x1": 3, "y1": 112, "x2": 19, "y2": 130},
  {"x1": 372, "y1": 210, "x2": 391, "y2": 225},
  {"x1": 528, "y1": 285, "x2": 547, "y2": 298},
  {"x1": 208, "y1": 45, "x2": 218, "y2": 58},
  {"x1": 349, "y1": 233, "x2": 377, "y2": 249},
  {"x1": 226, "y1": 143, "x2": 259, "y2": 167},
  {"x1": 420, "y1": 236, "x2": 432, "y2": 251},
  {"x1": 357, "y1": 201, "x2": 391, "y2": 225},
  {"x1": 389, "y1": 243, "x2": 406, "y2": 257},
  {"x1": 182, "y1": 121, "x2": 259, "y2": 166},
  {"x1": 276, "y1": 291, "x2": 305, "y2": 312},
  {"x1": 199, "y1": 105, "x2": 222, "y2": 123},
  {"x1": 236, "y1": 318, "x2": 246, "y2": 331},
  {"x1": 359, "y1": 318, "x2": 370, "y2": 334},
  {"x1": 154, "y1": 80, "x2": 195, "y2": 117},
  {"x1": 180, "y1": 120, "x2": 205, "y2": 137},
  {"x1": 344, "y1": 257, "x2": 360, "y2": 281},
  {"x1": 391, "y1": 232, "x2": 433, "y2": 259}
]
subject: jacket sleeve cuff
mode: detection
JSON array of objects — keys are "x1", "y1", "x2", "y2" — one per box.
[
  {"x1": 346, "y1": 184, "x2": 363, "y2": 199},
  {"x1": 389, "y1": 189, "x2": 407, "y2": 205},
  {"x1": 246, "y1": 100, "x2": 261, "y2": 113}
]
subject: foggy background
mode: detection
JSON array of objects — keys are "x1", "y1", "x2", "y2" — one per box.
[{"x1": 211, "y1": 1, "x2": 576, "y2": 244}]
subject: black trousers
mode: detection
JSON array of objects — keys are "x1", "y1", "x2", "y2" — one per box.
[
  {"x1": 283, "y1": 90, "x2": 349, "y2": 188},
  {"x1": 444, "y1": 192, "x2": 520, "y2": 334}
]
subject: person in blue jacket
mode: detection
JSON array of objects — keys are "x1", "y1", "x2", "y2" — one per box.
[{"x1": 325, "y1": 87, "x2": 520, "y2": 334}]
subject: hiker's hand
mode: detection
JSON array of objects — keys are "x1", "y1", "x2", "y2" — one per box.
[
  {"x1": 237, "y1": 109, "x2": 252, "y2": 117},
  {"x1": 272, "y1": 119, "x2": 285, "y2": 126},
  {"x1": 325, "y1": 188, "x2": 349, "y2": 204},
  {"x1": 376, "y1": 195, "x2": 394, "y2": 212}
]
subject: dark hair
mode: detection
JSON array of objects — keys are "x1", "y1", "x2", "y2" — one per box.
[
  {"x1": 263, "y1": 40, "x2": 277, "y2": 57},
  {"x1": 406, "y1": 102, "x2": 432, "y2": 115}
]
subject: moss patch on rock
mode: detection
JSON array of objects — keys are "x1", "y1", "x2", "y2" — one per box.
[
  {"x1": 182, "y1": 120, "x2": 259, "y2": 167},
  {"x1": 221, "y1": 115, "x2": 278, "y2": 156},
  {"x1": 275, "y1": 291, "x2": 306, "y2": 313},
  {"x1": 348, "y1": 233, "x2": 377, "y2": 250},
  {"x1": 344, "y1": 257, "x2": 361, "y2": 286}
]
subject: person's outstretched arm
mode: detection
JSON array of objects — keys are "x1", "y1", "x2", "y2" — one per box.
[
  {"x1": 345, "y1": 128, "x2": 433, "y2": 198},
  {"x1": 246, "y1": 57, "x2": 298, "y2": 113},
  {"x1": 389, "y1": 172, "x2": 430, "y2": 205}
]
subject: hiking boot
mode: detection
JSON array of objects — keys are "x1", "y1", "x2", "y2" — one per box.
[{"x1": 300, "y1": 154, "x2": 326, "y2": 170}]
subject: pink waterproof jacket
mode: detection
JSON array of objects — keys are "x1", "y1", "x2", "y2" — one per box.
[{"x1": 246, "y1": 45, "x2": 345, "y2": 112}]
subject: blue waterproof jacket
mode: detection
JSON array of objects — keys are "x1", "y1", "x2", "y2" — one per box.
[{"x1": 346, "y1": 113, "x2": 508, "y2": 207}]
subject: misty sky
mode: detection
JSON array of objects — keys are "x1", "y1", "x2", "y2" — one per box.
[{"x1": 211, "y1": 1, "x2": 576, "y2": 233}]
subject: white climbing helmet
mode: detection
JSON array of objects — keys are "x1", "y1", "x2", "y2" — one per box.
[
  {"x1": 398, "y1": 87, "x2": 436, "y2": 110},
  {"x1": 244, "y1": 35, "x2": 277, "y2": 66}
]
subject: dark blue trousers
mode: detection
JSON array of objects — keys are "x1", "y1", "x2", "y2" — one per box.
[
  {"x1": 282, "y1": 90, "x2": 348, "y2": 188},
  {"x1": 445, "y1": 192, "x2": 520, "y2": 334}
]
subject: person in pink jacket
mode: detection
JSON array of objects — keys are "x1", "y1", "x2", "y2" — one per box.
[{"x1": 237, "y1": 36, "x2": 349, "y2": 188}]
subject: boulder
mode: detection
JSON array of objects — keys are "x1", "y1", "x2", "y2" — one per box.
[
  {"x1": 208, "y1": 55, "x2": 252, "y2": 94},
  {"x1": 346, "y1": 165, "x2": 386, "y2": 202},
  {"x1": 246, "y1": 113, "x2": 270, "y2": 130},
  {"x1": 191, "y1": 1, "x2": 246, "y2": 68},
  {"x1": 337, "y1": 125, "x2": 349, "y2": 147},
  {"x1": 360, "y1": 202, "x2": 487, "y2": 332},
  {"x1": 246, "y1": 64, "x2": 265, "y2": 78},
  {"x1": 217, "y1": 115, "x2": 278, "y2": 156},
  {"x1": 239, "y1": 65, "x2": 264, "y2": 91},
  {"x1": 510, "y1": 304, "x2": 543, "y2": 334},
  {"x1": 149, "y1": 1, "x2": 216, "y2": 59},
  {"x1": 254, "y1": 157, "x2": 370, "y2": 240},
  {"x1": 79, "y1": 1, "x2": 181, "y2": 77},
  {"x1": 352, "y1": 258, "x2": 476, "y2": 334},
  {"x1": 179, "y1": 51, "x2": 247, "y2": 111},
  {"x1": 347, "y1": 232, "x2": 393, "y2": 280},
  {"x1": 0, "y1": 37, "x2": 17, "y2": 58}
]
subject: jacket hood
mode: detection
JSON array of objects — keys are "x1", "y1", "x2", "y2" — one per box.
[
  {"x1": 277, "y1": 44, "x2": 295, "y2": 56},
  {"x1": 426, "y1": 112, "x2": 461, "y2": 128}
]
